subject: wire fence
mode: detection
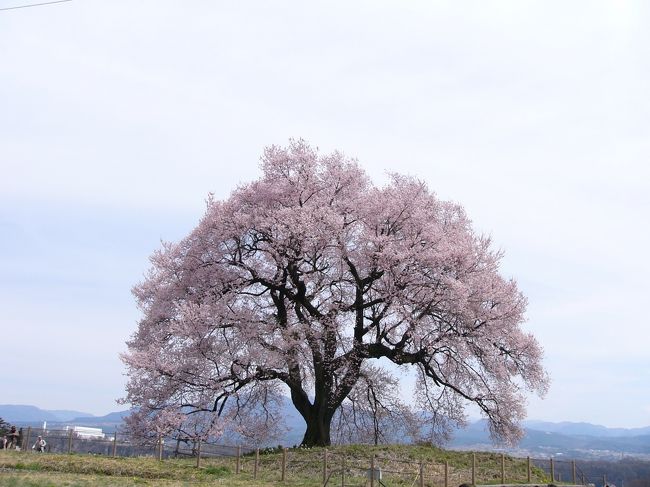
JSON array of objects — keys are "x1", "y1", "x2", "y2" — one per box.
[{"x1": 3, "y1": 426, "x2": 600, "y2": 486}]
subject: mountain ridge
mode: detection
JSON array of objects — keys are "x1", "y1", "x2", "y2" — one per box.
[
  {"x1": 0, "y1": 405, "x2": 93, "y2": 423},
  {"x1": 523, "y1": 420, "x2": 650, "y2": 438},
  {"x1": 2, "y1": 403, "x2": 649, "y2": 460}
]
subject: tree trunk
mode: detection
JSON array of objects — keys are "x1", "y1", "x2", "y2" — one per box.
[
  {"x1": 289, "y1": 380, "x2": 334, "y2": 446},
  {"x1": 301, "y1": 412, "x2": 332, "y2": 446}
]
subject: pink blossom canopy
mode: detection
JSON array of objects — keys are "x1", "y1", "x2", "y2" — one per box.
[{"x1": 122, "y1": 140, "x2": 548, "y2": 446}]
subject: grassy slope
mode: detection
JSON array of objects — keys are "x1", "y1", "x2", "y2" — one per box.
[{"x1": 0, "y1": 445, "x2": 552, "y2": 486}]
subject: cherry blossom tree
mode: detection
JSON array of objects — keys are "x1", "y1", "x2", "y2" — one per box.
[{"x1": 122, "y1": 140, "x2": 548, "y2": 447}]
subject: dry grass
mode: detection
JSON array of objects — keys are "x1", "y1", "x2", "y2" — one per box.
[{"x1": 0, "y1": 445, "x2": 552, "y2": 486}]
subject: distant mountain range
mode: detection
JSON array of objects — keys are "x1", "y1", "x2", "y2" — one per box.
[
  {"x1": 0, "y1": 405, "x2": 93, "y2": 423},
  {"x1": 0, "y1": 405, "x2": 131, "y2": 431},
  {"x1": 2, "y1": 403, "x2": 649, "y2": 460},
  {"x1": 523, "y1": 420, "x2": 650, "y2": 438},
  {"x1": 448, "y1": 419, "x2": 650, "y2": 459}
]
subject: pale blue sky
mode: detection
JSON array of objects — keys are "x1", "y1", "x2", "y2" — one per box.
[{"x1": 1, "y1": 1, "x2": 649, "y2": 428}]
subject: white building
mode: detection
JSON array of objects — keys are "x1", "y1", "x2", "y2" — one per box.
[{"x1": 65, "y1": 426, "x2": 105, "y2": 439}]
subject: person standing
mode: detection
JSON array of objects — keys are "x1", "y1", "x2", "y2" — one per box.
[
  {"x1": 6, "y1": 426, "x2": 19, "y2": 450},
  {"x1": 32, "y1": 436, "x2": 46, "y2": 452}
]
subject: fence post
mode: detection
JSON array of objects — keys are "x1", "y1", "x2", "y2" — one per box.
[
  {"x1": 370, "y1": 454, "x2": 375, "y2": 487},
  {"x1": 196, "y1": 438, "x2": 201, "y2": 469},
  {"x1": 572, "y1": 460, "x2": 576, "y2": 484},
  {"x1": 24, "y1": 427, "x2": 32, "y2": 451},
  {"x1": 444, "y1": 460, "x2": 449, "y2": 487},
  {"x1": 550, "y1": 458, "x2": 555, "y2": 482},
  {"x1": 254, "y1": 448, "x2": 259, "y2": 479},
  {"x1": 157, "y1": 434, "x2": 163, "y2": 461},
  {"x1": 323, "y1": 448, "x2": 328, "y2": 484},
  {"x1": 419, "y1": 459, "x2": 424, "y2": 487},
  {"x1": 281, "y1": 447, "x2": 287, "y2": 481},
  {"x1": 236, "y1": 445, "x2": 241, "y2": 474},
  {"x1": 341, "y1": 454, "x2": 345, "y2": 487},
  {"x1": 112, "y1": 432, "x2": 117, "y2": 457},
  {"x1": 67, "y1": 429, "x2": 73, "y2": 454},
  {"x1": 527, "y1": 456, "x2": 531, "y2": 483},
  {"x1": 472, "y1": 452, "x2": 476, "y2": 486},
  {"x1": 501, "y1": 453, "x2": 505, "y2": 483}
]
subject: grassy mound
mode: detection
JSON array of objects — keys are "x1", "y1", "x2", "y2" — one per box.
[{"x1": 0, "y1": 445, "x2": 552, "y2": 486}]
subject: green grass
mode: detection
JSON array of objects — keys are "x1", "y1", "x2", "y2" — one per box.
[{"x1": 0, "y1": 446, "x2": 553, "y2": 486}]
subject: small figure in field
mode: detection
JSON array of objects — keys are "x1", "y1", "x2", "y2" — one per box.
[
  {"x1": 32, "y1": 435, "x2": 46, "y2": 452},
  {"x1": 6, "y1": 426, "x2": 19, "y2": 449}
]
